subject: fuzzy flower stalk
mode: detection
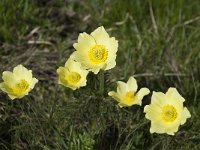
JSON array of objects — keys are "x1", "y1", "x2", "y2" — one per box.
[
  {"x1": 108, "y1": 76, "x2": 150, "y2": 107},
  {"x1": 57, "y1": 58, "x2": 88, "y2": 90},
  {"x1": 0, "y1": 65, "x2": 38, "y2": 100},
  {"x1": 71, "y1": 26, "x2": 118, "y2": 74},
  {"x1": 144, "y1": 88, "x2": 191, "y2": 135}
]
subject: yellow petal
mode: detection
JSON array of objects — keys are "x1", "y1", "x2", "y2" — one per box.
[
  {"x1": 136, "y1": 88, "x2": 150, "y2": 102},
  {"x1": 2, "y1": 71, "x2": 17, "y2": 86},
  {"x1": 57, "y1": 67, "x2": 69, "y2": 86},
  {"x1": 65, "y1": 57, "x2": 81, "y2": 69},
  {"x1": 127, "y1": 76, "x2": 138, "y2": 92},
  {"x1": 73, "y1": 32, "x2": 96, "y2": 52},
  {"x1": 70, "y1": 51, "x2": 95, "y2": 70},
  {"x1": 166, "y1": 87, "x2": 185, "y2": 103},
  {"x1": 117, "y1": 81, "x2": 127, "y2": 95},
  {"x1": 65, "y1": 57, "x2": 89, "y2": 76},
  {"x1": 108, "y1": 91, "x2": 121, "y2": 102},
  {"x1": 104, "y1": 37, "x2": 118, "y2": 53},
  {"x1": 165, "y1": 122, "x2": 180, "y2": 135},
  {"x1": 150, "y1": 120, "x2": 165, "y2": 134},
  {"x1": 164, "y1": 88, "x2": 186, "y2": 113},
  {"x1": 151, "y1": 91, "x2": 166, "y2": 107},
  {"x1": 100, "y1": 37, "x2": 118, "y2": 60},
  {"x1": 30, "y1": 78, "x2": 38, "y2": 89},
  {"x1": 91, "y1": 26, "x2": 109, "y2": 44},
  {"x1": 150, "y1": 120, "x2": 179, "y2": 135},
  {"x1": 144, "y1": 104, "x2": 162, "y2": 121},
  {"x1": 180, "y1": 107, "x2": 191, "y2": 125},
  {"x1": 13, "y1": 65, "x2": 32, "y2": 82},
  {"x1": 104, "y1": 55, "x2": 116, "y2": 70},
  {"x1": 0, "y1": 83, "x2": 12, "y2": 94},
  {"x1": 57, "y1": 67, "x2": 68, "y2": 80}
]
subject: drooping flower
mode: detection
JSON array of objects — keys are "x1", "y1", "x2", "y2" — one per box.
[
  {"x1": 144, "y1": 88, "x2": 191, "y2": 135},
  {"x1": 0, "y1": 65, "x2": 38, "y2": 100},
  {"x1": 108, "y1": 76, "x2": 150, "y2": 107},
  {"x1": 57, "y1": 58, "x2": 88, "y2": 90},
  {"x1": 71, "y1": 26, "x2": 118, "y2": 74}
]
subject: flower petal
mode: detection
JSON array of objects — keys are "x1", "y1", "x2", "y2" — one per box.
[
  {"x1": 108, "y1": 91, "x2": 121, "y2": 102},
  {"x1": 104, "y1": 54, "x2": 116, "y2": 70},
  {"x1": 0, "y1": 83, "x2": 11, "y2": 93},
  {"x1": 117, "y1": 81, "x2": 127, "y2": 95},
  {"x1": 13, "y1": 65, "x2": 32, "y2": 82},
  {"x1": 180, "y1": 107, "x2": 191, "y2": 125},
  {"x1": 30, "y1": 78, "x2": 38, "y2": 89},
  {"x1": 70, "y1": 51, "x2": 96, "y2": 71},
  {"x1": 151, "y1": 91, "x2": 166, "y2": 107},
  {"x1": 150, "y1": 120, "x2": 165, "y2": 134},
  {"x1": 104, "y1": 37, "x2": 118, "y2": 53},
  {"x1": 132, "y1": 88, "x2": 149, "y2": 106},
  {"x1": 91, "y1": 26, "x2": 109, "y2": 44},
  {"x1": 73, "y1": 32, "x2": 96, "y2": 52},
  {"x1": 127, "y1": 76, "x2": 138, "y2": 92},
  {"x1": 144, "y1": 104, "x2": 162, "y2": 121},
  {"x1": 2, "y1": 71, "x2": 17, "y2": 86},
  {"x1": 166, "y1": 87, "x2": 185, "y2": 103},
  {"x1": 136, "y1": 88, "x2": 150, "y2": 101}
]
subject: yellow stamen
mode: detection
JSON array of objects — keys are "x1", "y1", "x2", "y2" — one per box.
[
  {"x1": 162, "y1": 105, "x2": 177, "y2": 122},
  {"x1": 13, "y1": 79, "x2": 29, "y2": 96},
  {"x1": 66, "y1": 72, "x2": 81, "y2": 85},
  {"x1": 124, "y1": 91, "x2": 136, "y2": 104},
  {"x1": 88, "y1": 45, "x2": 108, "y2": 64}
]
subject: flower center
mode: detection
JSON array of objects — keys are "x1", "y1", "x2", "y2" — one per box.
[
  {"x1": 162, "y1": 105, "x2": 177, "y2": 122},
  {"x1": 88, "y1": 45, "x2": 108, "y2": 64},
  {"x1": 13, "y1": 79, "x2": 29, "y2": 96},
  {"x1": 66, "y1": 72, "x2": 81, "y2": 85},
  {"x1": 124, "y1": 91, "x2": 135, "y2": 103}
]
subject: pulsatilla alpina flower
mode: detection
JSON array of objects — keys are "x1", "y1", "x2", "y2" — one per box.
[
  {"x1": 108, "y1": 76, "x2": 150, "y2": 107},
  {"x1": 71, "y1": 26, "x2": 118, "y2": 74},
  {"x1": 57, "y1": 58, "x2": 88, "y2": 90},
  {"x1": 144, "y1": 88, "x2": 191, "y2": 135},
  {"x1": 0, "y1": 65, "x2": 38, "y2": 100}
]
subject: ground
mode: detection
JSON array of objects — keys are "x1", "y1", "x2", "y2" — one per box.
[{"x1": 0, "y1": 0, "x2": 200, "y2": 149}]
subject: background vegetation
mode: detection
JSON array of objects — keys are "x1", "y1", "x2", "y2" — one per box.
[{"x1": 0, "y1": 0, "x2": 200, "y2": 149}]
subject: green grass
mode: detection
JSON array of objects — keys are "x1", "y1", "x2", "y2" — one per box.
[{"x1": 0, "y1": 0, "x2": 200, "y2": 149}]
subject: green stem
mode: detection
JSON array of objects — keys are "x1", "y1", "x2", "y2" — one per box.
[{"x1": 99, "y1": 71, "x2": 104, "y2": 95}]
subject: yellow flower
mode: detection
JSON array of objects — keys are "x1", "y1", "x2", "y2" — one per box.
[
  {"x1": 71, "y1": 26, "x2": 118, "y2": 74},
  {"x1": 108, "y1": 76, "x2": 150, "y2": 107},
  {"x1": 0, "y1": 65, "x2": 38, "y2": 100},
  {"x1": 57, "y1": 58, "x2": 88, "y2": 90},
  {"x1": 144, "y1": 88, "x2": 191, "y2": 135}
]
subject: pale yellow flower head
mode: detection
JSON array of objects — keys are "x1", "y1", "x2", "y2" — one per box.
[
  {"x1": 0, "y1": 65, "x2": 38, "y2": 100},
  {"x1": 144, "y1": 88, "x2": 191, "y2": 135},
  {"x1": 108, "y1": 76, "x2": 150, "y2": 107},
  {"x1": 57, "y1": 58, "x2": 88, "y2": 90},
  {"x1": 71, "y1": 26, "x2": 118, "y2": 74}
]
